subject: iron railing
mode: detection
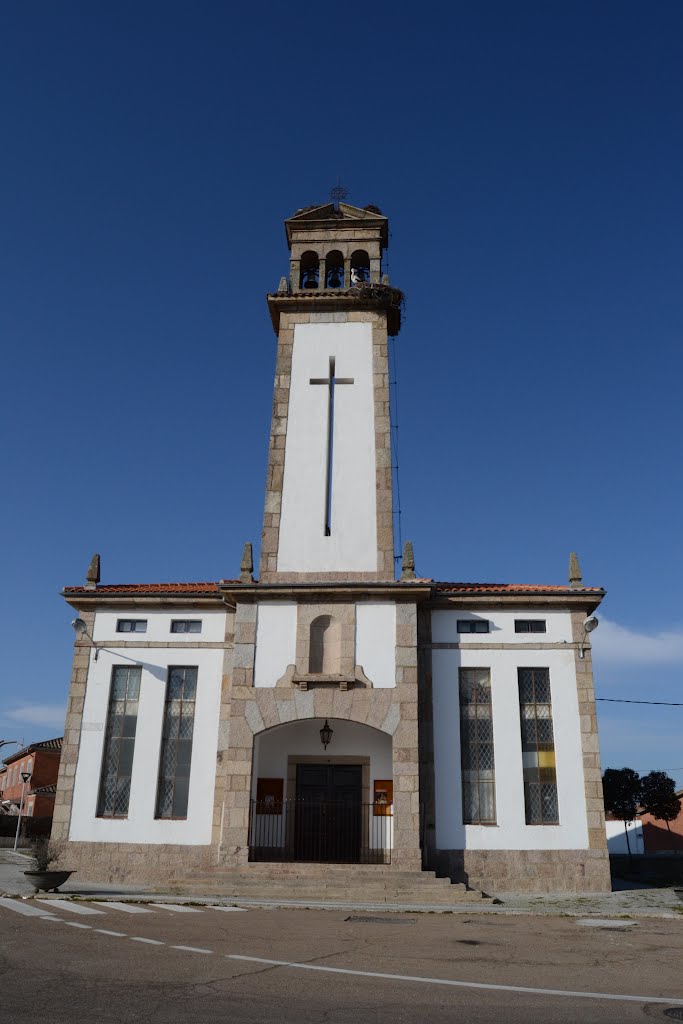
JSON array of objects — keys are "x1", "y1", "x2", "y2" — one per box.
[{"x1": 248, "y1": 798, "x2": 392, "y2": 865}]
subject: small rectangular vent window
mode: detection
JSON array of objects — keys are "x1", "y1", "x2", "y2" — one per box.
[
  {"x1": 171, "y1": 620, "x2": 202, "y2": 634},
  {"x1": 457, "y1": 620, "x2": 490, "y2": 634},
  {"x1": 514, "y1": 620, "x2": 546, "y2": 633},
  {"x1": 116, "y1": 619, "x2": 147, "y2": 633}
]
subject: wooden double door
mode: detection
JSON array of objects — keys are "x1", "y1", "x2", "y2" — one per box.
[{"x1": 294, "y1": 764, "x2": 362, "y2": 863}]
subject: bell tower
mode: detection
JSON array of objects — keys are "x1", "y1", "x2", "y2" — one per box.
[{"x1": 260, "y1": 201, "x2": 402, "y2": 583}]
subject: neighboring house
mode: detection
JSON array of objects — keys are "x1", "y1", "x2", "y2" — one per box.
[
  {"x1": 605, "y1": 814, "x2": 644, "y2": 854},
  {"x1": 604, "y1": 791, "x2": 683, "y2": 854},
  {"x1": 640, "y1": 790, "x2": 683, "y2": 853},
  {"x1": 52, "y1": 201, "x2": 610, "y2": 895},
  {"x1": 2, "y1": 738, "x2": 63, "y2": 819}
]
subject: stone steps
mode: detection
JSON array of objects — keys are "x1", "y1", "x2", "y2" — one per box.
[{"x1": 159, "y1": 863, "x2": 489, "y2": 905}]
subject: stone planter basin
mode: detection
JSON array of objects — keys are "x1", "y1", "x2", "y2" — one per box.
[{"x1": 24, "y1": 870, "x2": 74, "y2": 893}]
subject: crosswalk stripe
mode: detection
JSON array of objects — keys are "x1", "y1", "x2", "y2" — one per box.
[
  {"x1": 0, "y1": 898, "x2": 56, "y2": 919},
  {"x1": 97, "y1": 901, "x2": 153, "y2": 914},
  {"x1": 209, "y1": 906, "x2": 248, "y2": 912},
  {"x1": 154, "y1": 903, "x2": 202, "y2": 913},
  {"x1": 39, "y1": 899, "x2": 105, "y2": 916}
]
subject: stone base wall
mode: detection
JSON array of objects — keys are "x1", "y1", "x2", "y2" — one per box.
[
  {"x1": 431, "y1": 848, "x2": 612, "y2": 894},
  {"x1": 55, "y1": 841, "x2": 214, "y2": 886}
]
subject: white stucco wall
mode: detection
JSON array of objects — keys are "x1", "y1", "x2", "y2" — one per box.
[
  {"x1": 277, "y1": 321, "x2": 377, "y2": 572},
  {"x1": 432, "y1": 621, "x2": 588, "y2": 850},
  {"x1": 431, "y1": 608, "x2": 573, "y2": 645},
  {"x1": 250, "y1": 601, "x2": 396, "y2": 688},
  {"x1": 69, "y1": 644, "x2": 222, "y2": 845},
  {"x1": 254, "y1": 602, "x2": 297, "y2": 687},
  {"x1": 92, "y1": 607, "x2": 226, "y2": 644},
  {"x1": 606, "y1": 819, "x2": 644, "y2": 854},
  {"x1": 356, "y1": 602, "x2": 396, "y2": 688}
]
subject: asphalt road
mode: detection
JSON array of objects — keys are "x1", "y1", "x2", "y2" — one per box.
[{"x1": 1, "y1": 898, "x2": 682, "y2": 1024}]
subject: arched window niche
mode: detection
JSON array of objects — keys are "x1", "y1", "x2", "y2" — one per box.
[
  {"x1": 309, "y1": 615, "x2": 341, "y2": 675},
  {"x1": 299, "y1": 251, "x2": 320, "y2": 289},
  {"x1": 325, "y1": 250, "x2": 344, "y2": 289},
  {"x1": 350, "y1": 249, "x2": 370, "y2": 286}
]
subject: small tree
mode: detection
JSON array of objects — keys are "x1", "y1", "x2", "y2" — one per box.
[
  {"x1": 602, "y1": 767, "x2": 641, "y2": 857},
  {"x1": 640, "y1": 771, "x2": 682, "y2": 854}
]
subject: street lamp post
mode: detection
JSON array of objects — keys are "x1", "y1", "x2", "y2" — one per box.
[{"x1": 13, "y1": 771, "x2": 32, "y2": 853}]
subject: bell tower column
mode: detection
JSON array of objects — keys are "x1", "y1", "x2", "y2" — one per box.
[{"x1": 260, "y1": 201, "x2": 402, "y2": 584}]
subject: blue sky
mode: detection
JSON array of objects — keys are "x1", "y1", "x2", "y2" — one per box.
[{"x1": 1, "y1": 2, "x2": 682, "y2": 786}]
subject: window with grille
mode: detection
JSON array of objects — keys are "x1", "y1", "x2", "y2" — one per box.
[
  {"x1": 97, "y1": 665, "x2": 141, "y2": 817},
  {"x1": 116, "y1": 619, "x2": 147, "y2": 633},
  {"x1": 457, "y1": 620, "x2": 490, "y2": 634},
  {"x1": 514, "y1": 620, "x2": 546, "y2": 633},
  {"x1": 155, "y1": 666, "x2": 197, "y2": 819},
  {"x1": 170, "y1": 620, "x2": 202, "y2": 634},
  {"x1": 459, "y1": 668, "x2": 496, "y2": 824},
  {"x1": 518, "y1": 667, "x2": 559, "y2": 824}
]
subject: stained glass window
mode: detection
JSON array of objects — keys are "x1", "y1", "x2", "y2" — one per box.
[
  {"x1": 518, "y1": 667, "x2": 559, "y2": 824},
  {"x1": 459, "y1": 668, "x2": 496, "y2": 824},
  {"x1": 155, "y1": 666, "x2": 197, "y2": 819},
  {"x1": 97, "y1": 665, "x2": 141, "y2": 817}
]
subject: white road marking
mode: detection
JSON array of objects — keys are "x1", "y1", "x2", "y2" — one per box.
[
  {"x1": 96, "y1": 901, "x2": 152, "y2": 914},
  {"x1": 154, "y1": 903, "x2": 202, "y2": 913},
  {"x1": 225, "y1": 955, "x2": 683, "y2": 1007},
  {"x1": 40, "y1": 899, "x2": 105, "y2": 916},
  {"x1": 62, "y1": 922, "x2": 92, "y2": 929},
  {"x1": 131, "y1": 937, "x2": 165, "y2": 945},
  {"x1": 209, "y1": 906, "x2": 248, "y2": 913},
  {"x1": 171, "y1": 945, "x2": 213, "y2": 954},
  {"x1": 0, "y1": 898, "x2": 56, "y2": 919},
  {"x1": 94, "y1": 929, "x2": 127, "y2": 937}
]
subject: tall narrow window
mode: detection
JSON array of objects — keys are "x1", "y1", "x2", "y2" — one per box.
[
  {"x1": 155, "y1": 666, "x2": 197, "y2": 819},
  {"x1": 97, "y1": 665, "x2": 141, "y2": 817},
  {"x1": 518, "y1": 667, "x2": 559, "y2": 824},
  {"x1": 459, "y1": 668, "x2": 496, "y2": 824}
]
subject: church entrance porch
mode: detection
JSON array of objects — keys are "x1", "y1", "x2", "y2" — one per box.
[{"x1": 248, "y1": 719, "x2": 393, "y2": 865}]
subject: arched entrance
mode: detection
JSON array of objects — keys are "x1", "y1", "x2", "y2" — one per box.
[{"x1": 249, "y1": 718, "x2": 393, "y2": 865}]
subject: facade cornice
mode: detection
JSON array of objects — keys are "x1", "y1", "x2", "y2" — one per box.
[
  {"x1": 266, "y1": 286, "x2": 402, "y2": 335},
  {"x1": 431, "y1": 590, "x2": 604, "y2": 613},
  {"x1": 62, "y1": 593, "x2": 225, "y2": 611},
  {"x1": 218, "y1": 581, "x2": 433, "y2": 604}
]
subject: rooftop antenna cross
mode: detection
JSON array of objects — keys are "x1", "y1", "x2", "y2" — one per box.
[{"x1": 330, "y1": 178, "x2": 349, "y2": 210}]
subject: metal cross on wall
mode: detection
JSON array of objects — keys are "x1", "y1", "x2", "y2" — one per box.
[{"x1": 309, "y1": 357, "x2": 354, "y2": 535}]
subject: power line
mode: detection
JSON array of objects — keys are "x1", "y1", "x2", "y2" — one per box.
[{"x1": 596, "y1": 697, "x2": 683, "y2": 706}]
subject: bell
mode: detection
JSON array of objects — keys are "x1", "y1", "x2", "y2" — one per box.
[
  {"x1": 303, "y1": 268, "x2": 318, "y2": 289},
  {"x1": 327, "y1": 268, "x2": 342, "y2": 289}
]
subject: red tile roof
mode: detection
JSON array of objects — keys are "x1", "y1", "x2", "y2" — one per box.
[
  {"x1": 63, "y1": 582, "x2": 228, "y2": 595},
  {"x1": 434, "y1": 582, "x2": 603, "y2": 594},
  {"x1": 64, "y1": 580, "x2": 602, "y2": 596}
]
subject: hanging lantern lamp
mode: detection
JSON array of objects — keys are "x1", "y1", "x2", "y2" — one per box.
[{"x1": 319, "y1": 719, "x2": 333, "y2": 750}]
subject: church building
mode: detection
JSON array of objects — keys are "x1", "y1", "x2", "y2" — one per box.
[{"x1": 53, "y1": 201, "x2": 610, "y2": 896}]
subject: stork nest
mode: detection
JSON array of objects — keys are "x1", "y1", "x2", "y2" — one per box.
[{"x1": 355, "y1": 282, "x2": 404, "y2": 309}]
